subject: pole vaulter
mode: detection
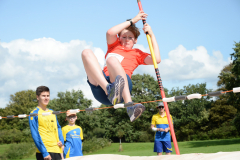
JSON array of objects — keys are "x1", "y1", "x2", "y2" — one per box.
[{"x1": 137, "y1": 0, "x2": 180, "y2": 155}]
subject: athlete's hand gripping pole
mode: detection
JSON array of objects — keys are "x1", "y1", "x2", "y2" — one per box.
[{"x1": 137, "y1": 0, "x2": 180, "y2": 155}]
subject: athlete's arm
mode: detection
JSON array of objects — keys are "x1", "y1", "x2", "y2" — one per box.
[
  {"x1": 106, "y1": 11, "x2": 147, "y2": 44},
  {"x1": 29, "y1": 114, "x2": 49, "y2": 158},
  {"x1": 143, "y1": 23, "x2": 161, "y2": 65},
  {"x1": 44, "y1": 155, "x2": 51, "y2": 160}
]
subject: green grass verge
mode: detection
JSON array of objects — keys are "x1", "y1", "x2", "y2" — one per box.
[
  {"x1": 85, "y1": 138, "x2": 240, "y2": 156},
  {"x1": 1, "y1": 138, "x2": 240, "y2": 159}
]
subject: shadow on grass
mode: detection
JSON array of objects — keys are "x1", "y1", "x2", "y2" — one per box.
[{"x1": 186, "y1": 138, "x2": 240, "y2": 148}]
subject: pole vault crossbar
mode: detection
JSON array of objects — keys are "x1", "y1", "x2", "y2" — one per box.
[{"x1": 137, "y1": 0, "x2": 180, "y2": 155}]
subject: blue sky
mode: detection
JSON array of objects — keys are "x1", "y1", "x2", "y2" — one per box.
[{"x1": 0, "y1": 0, "x2": 240, "y2": 108}]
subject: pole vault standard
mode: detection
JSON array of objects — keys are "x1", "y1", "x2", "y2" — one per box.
[{"x1": 136, "y1": 0, "x2": 180, "y2": 155}]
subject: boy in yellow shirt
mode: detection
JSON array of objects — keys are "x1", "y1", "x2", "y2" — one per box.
[
  {"x1": 29, "y1": 86, "x2": 64, "y2": 160},
  {"x1": 62, "y1": 111, "x2": 84, "y2": 158}
]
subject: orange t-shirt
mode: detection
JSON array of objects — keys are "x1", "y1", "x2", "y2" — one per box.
[{"x1": 103, "y1": 38, "x2": 150, "y2": 78}]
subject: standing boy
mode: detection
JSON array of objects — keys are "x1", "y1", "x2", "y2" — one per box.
[
  {"x1": 62, "y1": 111, "x2": 84, "y2": 158},
  {"x1": 82, "y1": 11, "x2": 161, "y2": 122},
  {"x1": 151, "y1": 102, "x2": 173, "y2": 155},
  {"x1": 29, "y1": 86, "x2": 64, "y2": 160}
]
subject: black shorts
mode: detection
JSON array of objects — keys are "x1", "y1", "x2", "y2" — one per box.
[
  {"x1": 36, "y1": 152, "x2": 61, "y2": 160},
  {"x1": 87, "y1": 71, "x2": 132, "y2": 106}
]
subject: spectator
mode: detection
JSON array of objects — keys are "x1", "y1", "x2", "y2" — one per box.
[
  {"x1": 29, "y1": 86, "x2": 64, "y2": 160},
  {"x1": 62, "y1": 111, "x2": 84, "y2": 158},
  {"x1": 151, "y1": 102, "x2": 173, "y2": 155}
]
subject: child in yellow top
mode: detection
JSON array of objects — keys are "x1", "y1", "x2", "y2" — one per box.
[{"x1": 62, "y1": 111, "x2": 83, "y2": 158}]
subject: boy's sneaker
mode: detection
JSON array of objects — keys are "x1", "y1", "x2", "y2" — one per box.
[
  {"x1": 107, "y1": 75, "x2": 125, "y2": 105},
  {"x1": 127, "y1": 104, "x2": 145, "y2": 122}
]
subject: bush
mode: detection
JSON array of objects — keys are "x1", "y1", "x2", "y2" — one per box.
[
  {"x1": 82, "y1": 137, "x2": 111, "y2": 153},
  {"x1": 138, "y1": 131, "x2": 151, "y2": 142},
  {"x1": 0, "y1": 129, "x2": 23, "y2": 144},
  {"x1": 0, "y1": 129, "x2": 32, "y2": 144},
  {"x1": 0, "y1": 143, "x2": 35, "y2": 159},
  {"x1": 93, "y1": 128, "x2": 106, "y2": 138},
  {"x1": 207, "y1": 122, "x2": 239, "y2": 139}
]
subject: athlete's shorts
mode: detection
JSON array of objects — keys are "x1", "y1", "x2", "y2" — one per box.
[
  {"x1": 36, "y1": 152, "x2": 61, "y2": 160},
  {"x1": 154, "y1": 141, "x2": 172, "y2": 153},
  {"x1": 87, "y1": 71, "x2": 132, "y2": 106}
]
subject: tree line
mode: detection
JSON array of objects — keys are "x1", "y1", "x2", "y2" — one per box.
[{"x1": 0, "y1": 42, "x2": 239, "y2": 143}]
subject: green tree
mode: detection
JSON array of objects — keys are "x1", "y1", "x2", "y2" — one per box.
[
  {"x1": 209, "y1": 68, "x2": 237, "y2": 131},
  {"x1": 47, "y1": 89, "x2": 93, "y2": 139},
  {"x1": 116, "y1": 129, "x2": 124, "y2": 151},
  {"x1": 168, "y1": 83, "x2": 212, "y2": 141},
  {"x1": 0, "y1": 90, "x2": 37, "y2": 131},
  {"x1": 217, "y1": 42, "x2": 240, "y2": 132},
  {"x1": 209, "y1": 100, "x2": 237, "y2": 127}
]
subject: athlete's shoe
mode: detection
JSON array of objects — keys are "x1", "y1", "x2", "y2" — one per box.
[
  {"x1": 127, "y1": 104, "x2": 145, "y2": 122},
  {"x1": 107, "y1": 75, "x2": 125, "y2": 105}
]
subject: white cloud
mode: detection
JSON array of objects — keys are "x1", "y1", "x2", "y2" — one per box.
[
  {"x1": 135, "y1": 45, "x2": 229, "y2": 84},
  {"x1": 0, "y1": 38, "x2": 104, "y2": 108},
  {"x1": 0, "y1": 39, "x2": 229, "y2": 110}
]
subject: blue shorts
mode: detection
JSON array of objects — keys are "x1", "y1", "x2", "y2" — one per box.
[
  {"x1": 87, "y1": 71, "x2": 132, "y2": 106},
  {"x1": 154, "y1": 141, "x2": 172, "y2": 153}
]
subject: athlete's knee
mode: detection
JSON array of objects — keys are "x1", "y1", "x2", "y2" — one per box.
[
  {"x1": 81, "y1": 49, "x2": 94, "y2": 59},
  {"x1": 106, "y1": 56, "x2": 120, "y2": 67}
]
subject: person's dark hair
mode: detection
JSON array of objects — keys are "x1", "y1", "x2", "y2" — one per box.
[
  {"x1": 118, "y1": 19, "x2": 140, "y2": 39},
  {"x1": 36, "y1": 86, "x2": 50, "y2": 96}
]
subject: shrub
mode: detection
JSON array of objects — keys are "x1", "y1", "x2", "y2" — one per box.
[
  {"x1": 208, "y1": 122, "x2": 239, "y2": 139},
  {"x1": 0, "y1": 129, "x2": 23, "y2": 144},
  {"x1": 197, "y1": 132, "x2": 209, "y2": 140},
  {"x1": 82, "y1": 137, "x2": 111, "y2": 153},
  {"x1": 138, "y1": 131, "x2": 151, "y2": 142},
  {"x1": 0, "y1": 129, "x2": 32, "y2": 144},
  {"x1": 0, "y1": 143, "x2": 35, "y2": 159},
  {"x1": 93, "y1": 128, "x2": 106, "y2": 138}
]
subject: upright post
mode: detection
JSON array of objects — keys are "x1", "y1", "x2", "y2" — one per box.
[{"x1": 136, "y1": 0, "x2": 180, "y2": 155}]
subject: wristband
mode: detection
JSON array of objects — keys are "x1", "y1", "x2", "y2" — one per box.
[
  {"x1": 127, "y1": 19, "x2": 133, "y2": 26},
  {"x1": 152, "y1": 127, "x2": 157, "y2": 132}
]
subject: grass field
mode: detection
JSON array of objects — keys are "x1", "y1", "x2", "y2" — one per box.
[
  {"x1": 85, "y1": 138, "x2": 240, "y2": 156},
  {"x1": 0, "y1": 138, "x2": 240, "y2": 159}
]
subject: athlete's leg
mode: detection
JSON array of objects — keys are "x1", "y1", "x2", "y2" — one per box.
[
  {"x1": 106, "y1": 56, "x2": 145, "y2": 122},
  {"x1": 81, "y1": 49, "x2": 108, "y2": 94},
  {"x1": 106, "y1": 56, "x2": 132, "y2": 103},
  {"x1": 82, "y1": 49, "x2": 124, "y2": 105}
]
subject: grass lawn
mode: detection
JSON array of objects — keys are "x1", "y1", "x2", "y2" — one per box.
[
  {"x1": 85, "y1": 138, "x2": 240, "y2": 156},
  {"x1": 1, "y1": 138, "x2": 240, "y2": 159},
  {"x1": 17, "y1": 155, "x2": 35, "y2": 160}
]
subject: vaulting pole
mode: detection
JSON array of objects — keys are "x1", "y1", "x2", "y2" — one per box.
[{"x1": 137, "y1": 0, "x2": 180, "y2": 155}]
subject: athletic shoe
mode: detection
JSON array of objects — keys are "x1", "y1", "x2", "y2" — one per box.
[
  {"x1": 106, "y1": 75, "x2": 125, "y2": 105},
  {"x1": 127, "y1": 103, "x2": 145, "y2": 122}
]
